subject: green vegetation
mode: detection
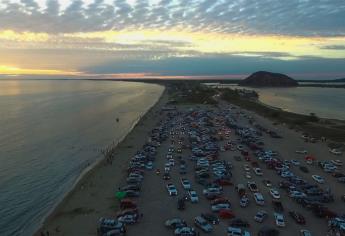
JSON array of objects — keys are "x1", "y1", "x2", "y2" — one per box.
[
  {"x1": 220, "y1": 88, "x2": 345, "y2": 142},
  {"x1": 169, "y1": 82, "x2": 218, "y2": 105}
]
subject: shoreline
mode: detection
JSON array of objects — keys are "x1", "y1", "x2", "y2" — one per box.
[{"x1": 34, "y1": 85, "x2": 167, "y2": 236}]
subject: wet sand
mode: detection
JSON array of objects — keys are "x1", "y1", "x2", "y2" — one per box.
[{"x1": 34, "y1": 88, "x2": 168, "y2": 236}]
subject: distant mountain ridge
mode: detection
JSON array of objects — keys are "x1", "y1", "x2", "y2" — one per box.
[{"x1": 239, "y1": 71, "x2": 299, "y2": 87}]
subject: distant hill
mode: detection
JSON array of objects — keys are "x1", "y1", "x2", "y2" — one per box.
[{"x1": 239, "y1": 71, "x2": 299, "y2": 87}]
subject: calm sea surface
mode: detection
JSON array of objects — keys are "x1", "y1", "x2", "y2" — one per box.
[
  {"x1": 255, "y1": 87, "x2": 345, "y2": 120},
  {"x1": 213, "y1": 84, "x2": 345, "y2": 120},
  {"x1": 0, "y1": 80, "x2": 164, "y2": 236}
]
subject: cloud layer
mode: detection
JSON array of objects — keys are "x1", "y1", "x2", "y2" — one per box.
[{"x1": 1, "y1": 0, "x2": 345, "y2": 36}]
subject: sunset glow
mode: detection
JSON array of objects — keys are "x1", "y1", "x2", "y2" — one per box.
[{"x1": 0, "y1": 0, "x2": 344, "y2": 79}]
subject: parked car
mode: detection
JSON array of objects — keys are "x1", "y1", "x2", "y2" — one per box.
[
  {"x1": 194, "y1": 216, "x2": 213, "y2": 233},
  {"x1": 247, "y1": 181, "x2": 259, "y2": 192},
  {"x1": 189, "y1": 190, "x2": 199, "y2": 203},
  {"x1": 211, "y1": 203, "x2": 231, "y2": 212},
  {"x1": 254, "y1": 193, "x2": 265, "y2": 206},
  {"x1": 181, "y1": 178, "x2": 191, "y2": 190},
  {"x1": 117, "y1": 214, "x2": 138, "y2": 225},
  {"x1": 177, "y1": 198, "x2": 186, "y2": 210},
  {"x1": 201, "y1": 213, "x2": 219, "y2": 225},
  {"x1": 254, "y1": 210, "x2": 267, "y2": 223},
  {"x1": 174, "y1": 227, "x2": 196, "y2": 236},
  {"x1": 289, "y1": 211, "x2": 306, "y2": 225},
  {"x1": 272, "y1": 200, "x2": 284, "y2": 213},
  {"x1": 300, "y1": 229, "x2": 312, "y2": 236},
  {"x1": 229, "y1": 218, "x2": 250, "y2": 228},
  {"x1": 269, "y1": 189, "x2": 281, "y2": 199},
  {"x1": 165, "y1": 218, "x2": 187, "y2": 229},
  {"x1": 218, "y1": 209, "x2": 235, "y2": 219},
  {"x1": 167, "y1": 183, "x2": 178, "y2": 196},
  {"x1": 274, "y1": 213, "x2": 285, "y2": 227},
  {"x1": 240, "y1": 196, "x2": 249, "y2": 207},
  {"x1": 299, "y1": 166, "x2": 309, "y2": 173},
  {"x1": 253, "y1": 168, "x2": 263, "y2": 176},
  {"x1": 312, "y1": 175, "x2": 325, "y2": 184},
  {"x1": 258, "y1": 227, "x2": 279, "y2": 236},
  {"x1": 97, "y1": 218, "x2": 126, "y2": 235},
  {"x1": 163, "y1": 172, "x2": 171, "y2": 180},
  {"x1": 226, "y1": 227, "x2": 250, "y2": 236},
  {"x1": 329, "y1": 149, "x2": 342, "y2": 155},
  {"x1": 262, "y1": 179, "x2": 272, "y2": 187}
]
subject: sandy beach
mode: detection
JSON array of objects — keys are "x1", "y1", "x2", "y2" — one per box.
[
  {"x1": 35, "y1": 85, "x2": 344, "y2": 236},
  {"x1": 34, "y1": 88, "x2": 168, "y2": 236}
]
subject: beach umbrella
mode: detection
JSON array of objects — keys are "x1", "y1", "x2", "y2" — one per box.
[{"x1": 116, "y1": 191, "x2": 127, "y2": 200}]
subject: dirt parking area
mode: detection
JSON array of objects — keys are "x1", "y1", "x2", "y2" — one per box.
[{"x1": 126, "y1": 103, "x2": 344, "y2": 236}]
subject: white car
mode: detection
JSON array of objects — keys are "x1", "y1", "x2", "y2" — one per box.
[
  {"x1": 253, "y1": 192, "x2": 265, "y2": 206},
  {"x1": 331, "y1": 160, "x2": 343, "y2": 166},
  {"x1": 300, "y1": 229, "x2": 312, "y2": 236},
  {"x1": 295, "y1": 150, "x2": 308, "y2": 155},
  {"x1": 312, "y1": 175, "x2": 325, "y2": 184},
  {"x1": 289, "y1": 191, "x2": 307, "y2": 199},
  {"x1": 227, "y1": 227, "x2": 242, "y2": 236},
  {"x1": 269, "y1": 189, "x2": 281, "y2": 199},
  {"x1": 253, "y1": 168, "x2": 263, "y2": 176},
  {"x1": 291, "y1": 160, "x2": 300, "y2": 166},
  {"x1": 174, "y1": 227, "x2": 195, "y2": 236},
  {"x1": 274, "y1": 213, "x2": 285, "y2": 227},
  {"x1": 189, "y1": 190, "x2": 199, "y2": 203},
  {"x1": 329, "y1": 149, "x2": 342, "y2": 155},
  {"x1": 166, "y1": 183, "x2": 178, "y2": 196},
  {"x1": 240, "y1": 196, "x2": 249, "y2": 207},
  {"x1": 245, "y1": 172, "x2": 252, "y2": 179},
  {"x1": 181, "y1": 178, "x2": 191, "y2": 190},
  {"x1": 244, "y1": 165, "x2": 251, "y2": 171}
]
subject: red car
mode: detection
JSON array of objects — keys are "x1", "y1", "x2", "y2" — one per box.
[
  {"x1": 289, "y1": 211, "x2": 306, "y2": 225},
  {"x1": 251, "y1": 161, "x2": 259, "y2": 167},
  {"x1": 241, "y1": 151, "x2": 249, "y2": 156},
  {"x1": 120, "y1": 199, "x2": 137, "y2": 210},
  {"x1": 218, "y1": 209, "x2": 235, "y2": 219},
  {"x1": 214, "y1": 179, "x2": 233, "y2": 186}
]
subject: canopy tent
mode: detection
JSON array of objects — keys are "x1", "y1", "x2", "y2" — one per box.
[{"x1": 115, "y1": 191, "x2": 127, "y2": 200}]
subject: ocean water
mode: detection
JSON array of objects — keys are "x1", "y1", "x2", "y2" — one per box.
[
  {"x1": 0, "y1": 80, "x2": 164, "y2": 236},
  {"x1": 213, "y1": 84, "x2": 345, "y2": 120},
  {"x1": 255, "y1": 87, "x2": 345, "y2": 120}
]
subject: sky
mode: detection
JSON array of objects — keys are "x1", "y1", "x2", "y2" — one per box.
[{"x1": 0, "y1": 0, "x2": 345, "y2": 80}]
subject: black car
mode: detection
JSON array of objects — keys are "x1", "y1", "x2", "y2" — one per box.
[
  {"x1": 299, "y1": 166, "x2": 309, "y2": 173},
  {"x1": 177, "y1": 198, "x2": 186, "y2": 210},
  {"x1": 289, "y1": 211, "x2": 306, "y2": 225},
  {"x1": 196, "y1": 177, "x2": 209, "y2": 186},
  {"x1": 163, "y1": 172, "x2": 171, "y2": 180},
  {"x1": 299, "y1": 198, "x2": 323, "y2": 209},
  {"x1": 124, "y1": 190, "x2": 140, "y2": 197},
  {"x1": 229, "y1": 218, "x2": 250, "y2": 227},
  {"x1": 201, "y1": 213, "x2": 219, "y2": 225},
  {"x1": 258, "y1": 226, "x2": 279, "y2": 236}
]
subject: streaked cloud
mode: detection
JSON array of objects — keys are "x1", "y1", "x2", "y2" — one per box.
[
  {"x1": 0, "y1": 0, "x2": 344, "y2": 78},
  {"x1": 0, "y1": 0, "x2": 344, "y2": 36}
]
